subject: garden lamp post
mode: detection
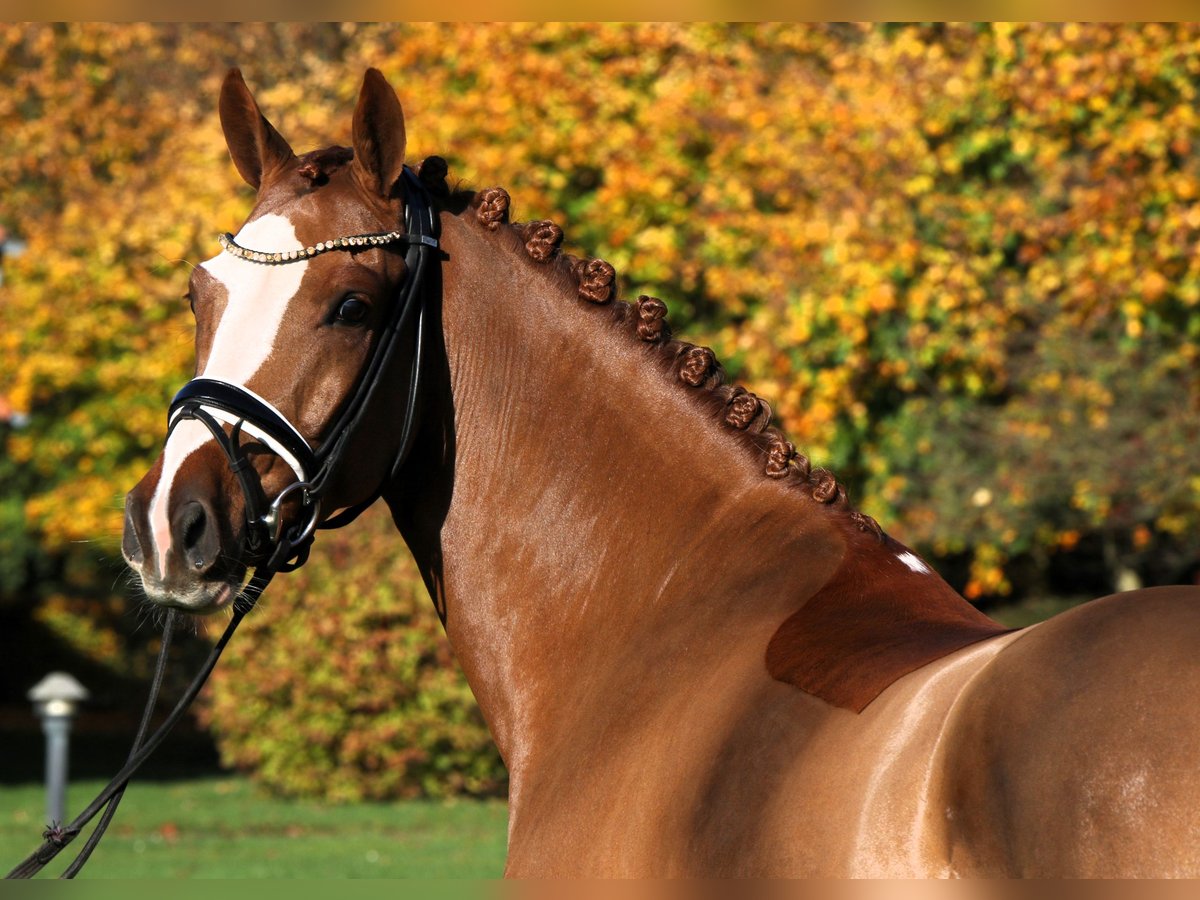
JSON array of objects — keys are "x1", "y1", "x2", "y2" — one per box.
[{"x1": 28, "y1": 672, "x2": 89, "y2": 826}]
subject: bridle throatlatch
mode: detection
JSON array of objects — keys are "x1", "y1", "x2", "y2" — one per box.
[{"x1": 6, "y1": 167, "x2": 438, "y2": 880}]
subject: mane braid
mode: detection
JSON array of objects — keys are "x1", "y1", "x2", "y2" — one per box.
[{"x1": 448, "y1": 169, "x2": 885, "y2": 542}]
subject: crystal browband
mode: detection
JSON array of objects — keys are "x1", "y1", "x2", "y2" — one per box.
[{"x1": 217, "y1": 229, "x2": 436, "y2": 265}]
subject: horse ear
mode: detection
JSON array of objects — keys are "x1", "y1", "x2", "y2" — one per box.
[
  {"x1": 351, "y1": 68, "x2": 407, "y2": 200},
  {"x1": 218, "y1": 68, "x2": 295, "y2": 191}
]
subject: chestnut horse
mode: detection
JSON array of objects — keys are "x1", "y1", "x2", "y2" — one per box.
[{"x1": 122, "y1": 69, "x2": 1200, "y2": 877}]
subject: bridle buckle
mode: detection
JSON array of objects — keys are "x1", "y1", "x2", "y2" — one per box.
[{"x1": 261, "y1": 481, "x2": 320, "y2": 547}]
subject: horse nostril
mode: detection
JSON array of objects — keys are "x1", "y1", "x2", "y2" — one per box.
[
  {"x1": 182, "y1": 504, "x2": 205, "y2": 549},
  {"x1": 175, "y1": 500, "x2": 219, "y2": 576},
  {"x1": 122, "y1": 502, "x2": 145, "y2": 566}
]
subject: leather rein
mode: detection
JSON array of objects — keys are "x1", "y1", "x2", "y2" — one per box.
[{"x1": 6, "y1": 167, "x2": 439, "y2": 879}]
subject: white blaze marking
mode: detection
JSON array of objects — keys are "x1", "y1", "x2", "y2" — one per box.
[
  {"x1": 147, "y1": 214, "x2": 307, "y2": 578},
  {"x1": 897, "y1": 550, "x2": 932, "y2": 575}
]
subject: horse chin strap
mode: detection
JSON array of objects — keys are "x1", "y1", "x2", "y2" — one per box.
[
  {"x1": 168, "y1": 166, "x2": 438, "y2": 575},
  {"x1": 5, "y1": 168, "x2": 438, "y2": 881}
]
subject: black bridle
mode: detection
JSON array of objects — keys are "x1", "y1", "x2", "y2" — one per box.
[
  {"x1": 170, "y1": 165, "x2": 438, "y2": 576},
  {"x1": 6, "y1": 167, "x2": 439, "y2": 880}
]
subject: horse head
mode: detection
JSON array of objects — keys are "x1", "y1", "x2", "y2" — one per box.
[{"x1": 122, "y1": 68, "x2": 432, "y2": 612}]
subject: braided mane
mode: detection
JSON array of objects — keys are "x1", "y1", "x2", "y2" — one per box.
[{"x1": 416, "y1": 156, "x2": 885, "y2": 542}]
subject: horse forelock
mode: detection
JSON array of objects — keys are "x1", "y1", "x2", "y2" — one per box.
[
  {"x1": 439, "y1": 171, "x2": 886, "y2": 544},
  {"x1": 295, "y1": 145, "x2": 354, "y2": 184}
]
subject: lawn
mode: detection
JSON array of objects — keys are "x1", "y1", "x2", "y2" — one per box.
[{"x1": 0, "y1": 777, "x2": 508, "y2": 878}]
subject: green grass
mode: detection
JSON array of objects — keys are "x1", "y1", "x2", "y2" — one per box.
[{"x1": 0, "y1": 777, "x2": 508, "y2": 878}]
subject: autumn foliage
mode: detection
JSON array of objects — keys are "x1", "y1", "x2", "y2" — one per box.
[
  {"x1": 3, "y1": 23, "x2": 1199, "y2": 798},
  {"x1": 194, "y1": 505, "x2": 507, "y2": 800}
]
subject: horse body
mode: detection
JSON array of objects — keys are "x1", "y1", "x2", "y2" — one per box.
[{"x1": 122, "y1": 69, "x2": 1200, "y2": 877}]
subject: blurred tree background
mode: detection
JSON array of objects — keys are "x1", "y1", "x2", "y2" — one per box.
[{"x1": 2, "y1": 23, "x2": 1198, "y2": 799}]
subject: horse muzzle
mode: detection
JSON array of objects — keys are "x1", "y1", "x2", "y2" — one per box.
[{"x1": 121, "y1": 445, "x2": 252, "y2": 613}]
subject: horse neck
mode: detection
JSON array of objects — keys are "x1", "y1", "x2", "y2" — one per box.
[{"x1": 387, "y1": 210, "x2": 848, "y2": 771}]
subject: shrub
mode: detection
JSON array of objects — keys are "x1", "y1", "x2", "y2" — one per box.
[{"x1": 197, "y1": 505, "x2": 507, "y2": 801}]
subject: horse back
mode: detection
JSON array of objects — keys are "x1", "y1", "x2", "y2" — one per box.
[{"x1": 941, "y1": 585, "x2": 1200, "y2": 876}]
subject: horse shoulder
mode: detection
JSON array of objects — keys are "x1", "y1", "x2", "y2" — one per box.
[{"x1": 940, "y1": 584, "x2": 1200, "y2": 876}]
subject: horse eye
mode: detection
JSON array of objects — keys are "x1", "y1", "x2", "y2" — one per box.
[{"x1": 334, "y1": 296, "x2": 369, "y2": 325}]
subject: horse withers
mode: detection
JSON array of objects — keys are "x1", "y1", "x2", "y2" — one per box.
[{"x1": 122, "y1": 68, "x2": 1200, "y2": 877}]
